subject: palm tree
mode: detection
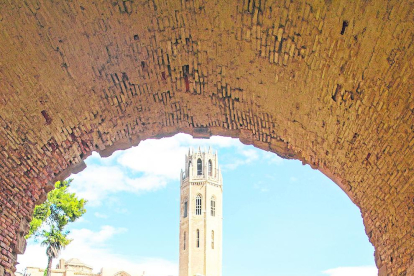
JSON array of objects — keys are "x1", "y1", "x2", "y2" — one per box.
[
  {"x1": 27, "y1": 180, "x2": 86, "y2": 276},
  {"x1": 40, "y1": 225, "x2": 71, "y2": 276}
]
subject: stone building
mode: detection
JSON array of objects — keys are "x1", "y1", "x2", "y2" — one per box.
[
  {"x1": 24, "y1": 259, "x2": 94, "y2": 276},
  {"x1": 23, "y1": 259, "x2": 141, "y2": 276},
  {"x1": 179, "y1": 148, "x2": 223, "y2": 276}
]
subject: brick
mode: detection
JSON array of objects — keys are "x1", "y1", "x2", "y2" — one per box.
[{"x1": 0, "y1": 1, "x2": 413, "y2": 275}]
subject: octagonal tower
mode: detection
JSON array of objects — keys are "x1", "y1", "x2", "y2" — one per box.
[{"x1": 179, "y1": 147, "x2": 223, "y2": 276}]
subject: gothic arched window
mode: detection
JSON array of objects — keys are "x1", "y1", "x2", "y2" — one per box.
[
  {"x1": 183, "y1": 199, "x2": 188, "y2": 218},
  {"x1": 211, "y1": 196, "x2": 216, "y2": 217},
  {"x1": 211, "y1": 230, "x2": 214, "y2": 249},
  {"x1": 208, "y1": 159, "x2": 212, "y2": 176},
  {"x1": 196, "y1": 229, "x2": 200, "y2": 248},
  {"x1": 196, "y1": 194, "x2": 202, "y2": 215},
  {"x1": 197, "y1": 158, "x2": 202, "y2": 175}
]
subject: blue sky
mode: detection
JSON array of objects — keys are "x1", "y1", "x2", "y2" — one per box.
[{"x1": 18, "y1": 134, "x2": 376, "y2": 276}]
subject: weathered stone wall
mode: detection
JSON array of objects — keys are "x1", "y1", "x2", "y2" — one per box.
[{"x1": 0, "y1": 1, "x2": 413, "y2": 275}]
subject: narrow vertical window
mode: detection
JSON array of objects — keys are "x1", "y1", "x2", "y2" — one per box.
[
  {"x1": 196, "y1": 229, "x2": 200, "y2": 248},
  {"x1": 211, "y1": 230, "x2": 214, "y2": 249},
  {"x1": 184, "y1": 200, "x2": 188, "y2": 218},
  {"x1": 211, "y1": 196, "x2": 216, "y2": 217},
  {"x1": 188, "y1": 160, "x2": 191, "y2": 175},
  {"x1": 208, "y1": 159, "x2": 212, "y2": 176},
  {"x1": 197, "y1": 158, "x2": 202, "y2": 175},
  {"x1": 184, "y1": 232, "x2": 186, "y2": 250},
  {"x1": 196, "y1": 194, "x2": 202, "y2": 215}
]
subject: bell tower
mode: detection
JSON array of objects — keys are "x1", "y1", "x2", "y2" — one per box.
[{"x1": 179, "y1": 147, "x2": 223, "y2": 276}]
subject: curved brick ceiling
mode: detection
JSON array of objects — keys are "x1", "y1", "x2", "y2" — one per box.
[{"x1": 0, "y1": 1, "x2": 413, "y2": 276}]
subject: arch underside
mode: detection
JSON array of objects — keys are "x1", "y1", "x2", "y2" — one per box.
[{"x1": 0, "y1": 1, "x2": 413, "y2": 276}]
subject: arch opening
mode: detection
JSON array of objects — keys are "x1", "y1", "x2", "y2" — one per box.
[{"x1": 16, "y1": 134, "x2": 376, "y2": 276}]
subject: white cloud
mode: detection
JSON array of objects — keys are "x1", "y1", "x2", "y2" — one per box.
[
  {"x1": 70, "y1": 226, "x2": 127, "y2": 244},
  {"x1": 74, "y1": 217, "x2": 87, "y2": 223},
  {"x1": 117, "y1": 134, "x2": 241, "y2": 180},
  {"x1": 71, "y1": 134, "x2": 244, "y2": 206},
  {"x1": 94, "y1": 212, "x2": 109, "y2": 219},
  {"x1": 17, "y1": 243, "x2": 46, "y2": 270},
  {"x1": 117, "y1": 133, "x2": 287, "y2": 176},
  {"x1": 241, "y1": 148, "x2": 259, "y2": 162},
  {"x1": 17, "y1": 226, "x2": 177, "y2": 276},
  {"x1": 262, "y1": 151, "x2": 284, "y2": 165},
  {"x1": 195, "y1": 135, "x2": 236, "y2": 147},
  {"x1": 222, "y1": 148, "x2": 259, "y2": 170},
  {"x1": 69, "y1": 165, "x2": 167, "y2": 206},
  {"x1": 118, "y1": 137, "x2": 186, "y2": 181},
  {"x1": 322, "y1": 266, "x2": 377, "y2": 276},
  {"x1": 70, "y1": 133, "x2": 286, "y2": 206}
]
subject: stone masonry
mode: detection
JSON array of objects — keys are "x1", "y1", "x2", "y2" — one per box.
[{"x1": 0, "y1": 1, "x2": 413, "y2": 275}]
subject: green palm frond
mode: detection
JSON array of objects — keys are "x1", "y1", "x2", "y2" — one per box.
[{"x1": 41, "y1": 225, "x2": 72, "y2": 259}]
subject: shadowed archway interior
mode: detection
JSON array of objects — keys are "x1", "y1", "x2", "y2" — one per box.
[{"x1": 0, "y1": 1, "x2": 413, "y2": 276}]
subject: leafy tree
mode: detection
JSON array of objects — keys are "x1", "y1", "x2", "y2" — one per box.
[{"x1": 27, "y1": 179, "x2": 86, "y2": 276}]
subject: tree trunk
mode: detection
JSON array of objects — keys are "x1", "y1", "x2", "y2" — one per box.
[{"x1": 46, "y1": 254, "x2": 53, "y2": 276}]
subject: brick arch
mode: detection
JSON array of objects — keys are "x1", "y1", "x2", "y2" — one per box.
[{"x1": 0, "y1": 1, "x2": 413, "y2": 276}]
